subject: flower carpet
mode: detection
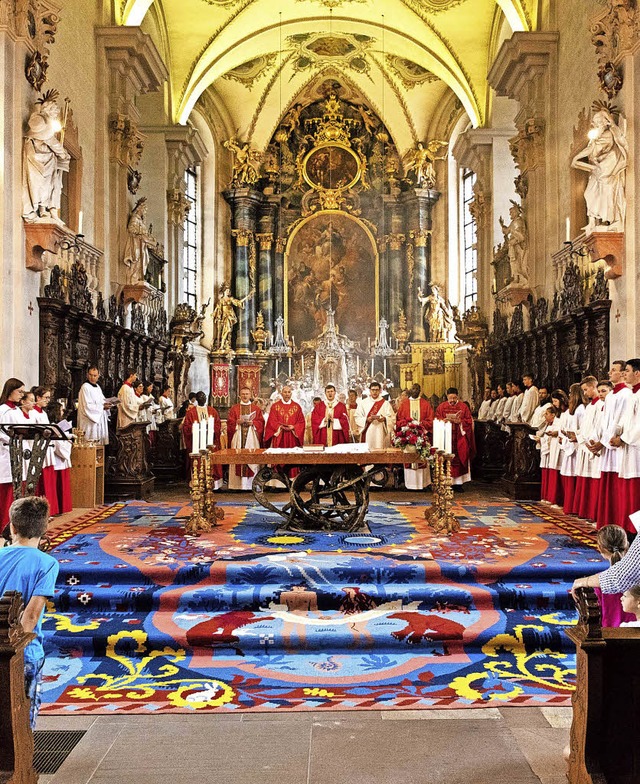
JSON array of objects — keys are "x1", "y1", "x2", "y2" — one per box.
[{"x1": 38, "y1": 498, "x2": 604, "y2": 715}]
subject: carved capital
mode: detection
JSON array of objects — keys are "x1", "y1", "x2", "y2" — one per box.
[
  {"x1": 166, "y1": 188, "x2": 191, "y2": 227},
  {"x1": 386, "y1": 233, "x2": 405, "y2": 251},
  {"x1": 232, "y1": 228, "x2": 252, "y2": 247},
  {"x1": 409, "y1": 229, "x2": 430, "y2": 248},
  {"x1": 256, "y1": 232, "x2": 273, "y2": 251}
]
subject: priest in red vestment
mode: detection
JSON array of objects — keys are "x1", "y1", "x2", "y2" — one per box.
[
  {"x1": 396, "y1": 383, "x2": 434, "y2": 490},
  {"x1": 264, "y1": 385, "x2": 305, "y2": 477},
  {"x1": 227, "y1": 386, "x2": 265, "y2": 490},
  {"x1": 311, "y1": 384, "x2": 350, "y2": 446},
  {"x1": 434, "y1": 388, "x2": 475, "y2": 487},
  {"x1": 181, "y1": 391, "x2": 223, "y2": 486}
]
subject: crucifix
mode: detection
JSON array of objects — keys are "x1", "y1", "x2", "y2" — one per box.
[
  {"x1": 27, "y1": 301, "x2": 34, "y2": 316},
  {"x1": 615, "y1": 309, "x2": 621, "y2": 324}
]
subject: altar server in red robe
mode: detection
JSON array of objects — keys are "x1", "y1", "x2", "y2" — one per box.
[
  {"x1": 434, "y1": 388, "x2": 475, "y2": 487},
  {"x1": 264, "y1": 384, "x2": 305, "y2": 449},
  {"x1": 596, "y1": 361, "x2": 633, "y2": 526},
  {"x1": 396, "y1": 383, "x2": 434, "y2": 490},
  {"x1": 573, "y1": 376, "x2": 605, "y2": 520},
  {"x1": 0, "y1": 379, "x2": 26, "y2": 533},
  {"x1": 181, "y1": 391, "x2": 222, "y2": 487},
  {"x1": 611, "y1": 358, "x2": 640, "y2": 532},
  {"x1": 31, "y1": 386, "x2": 59, "y2": 515},
  {"x1": 311, "y1": 384, "x2": 350, "y2": 446},
  {"x1": 227, "y1": 386, "x2": 265, "y2": 490}
]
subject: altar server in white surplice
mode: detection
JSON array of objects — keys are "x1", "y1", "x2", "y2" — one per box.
[
  {"x1": 614, "y1": 359, "x2": 640, "y2": 532},
  {"x1": 355, "y1": 381, "x2": 396, "y2": 449},
  {"x1": 573, "y1": 376, "x2": 605, "y2": 521},
  {"x1": 77, "y1": 367, "x2": 111, "y2": 444},
  {"x1": 117, "y1": 369, "x2": 141, "y2": 430},
  {"x1": 518, "y1": 375, "x2": 539, "y2": 424}
]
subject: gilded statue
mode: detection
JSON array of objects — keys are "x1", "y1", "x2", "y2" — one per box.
[
  {"x1": 212, "y1": 284, "x2": 250, "y2": 351},
  {"x1": 224, "y1": 138, "x2": 262, "y2": 186},
  {"x1": 123, "y1": 197, "x2": 156, "y2": 285},
  {"x1": 418, "y1": 284, "x2": 455, "y2": 343},
  {"x1": 22, "y1": 89, "x2": 71, "y2": 222},
  {"x1": 571, "y1": 102, "x2": 628, "y2": 231},
  {"x1": 404, "y1": 139, "x2": 448, "y2": 188},
  {"x1": 499, "y1": 200, "x2": 529, "y2": 287}
]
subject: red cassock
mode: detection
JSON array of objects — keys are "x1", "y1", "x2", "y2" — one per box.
[
  {"x1": 311, "y1": 401, "x2": 350, "y2": 446},
  {"x1": 434, "y1": 400, "x2": 475, "y2": 478},
  {"x1": 227, "y1": 403, "x2": 265, "y2": 479},
  {"x1": 396, "y1": 397, "x2": 434, "y2": 437},
  {"x1": 264, "y1": 400, "x2": 306, "y2": 448},
  {"x1": 181, "y1": 405, "x2": 223, "y2": 479}
]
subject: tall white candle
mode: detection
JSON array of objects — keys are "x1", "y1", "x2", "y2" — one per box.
[
  {"x1": 383, "y1": 358, "x2": 387, "y2": 378},
  {"x1": 78, "y1": 210, "x2": 83, "y2": 235},
  {"x1": 356, "y1": 355, "x2": 360, "y2": 375},
  {"x1": 370, "y1": 357, "x2": 374, "y2": 377},
  {"x1": 444, "y1": 421, "x2": 452, "y2": 454},
  {"x1": 275, "y1": 359, "x2": 279, "y2": 377},
  {"x1": 207, "y1": 416, "x2": 214, "y2": 447},
  {"x1": 301, "y1": 354, "x2": 305, "y2": 376},
  {"x1": 565, "y1": 216, "x2": 570, "y2": 243},
  {"x1": 288, "y1": 356, "x2": 292, "y2": 377},
  {"x1": 192, "y1": 421, "x2": 200, "y2": 455}
]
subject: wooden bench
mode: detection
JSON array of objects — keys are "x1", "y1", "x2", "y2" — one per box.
[
  {"x1": 566, "y1": 587, "x2": 640, "y2": 784},
  {"x1": 0, "y1": 590, "x2": 38, "y2": 783}
]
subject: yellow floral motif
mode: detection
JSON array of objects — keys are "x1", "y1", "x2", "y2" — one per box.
[
  {"x1": 45, "y1": 612, "x2": 103, "y2": 633},
  {"x1": 449, "y1": 624, "x2": 575, "y2": 702},
  {"x1": 266, "y1": 535, "x2": 306, "y2": 545},
  {"x1": 303, "y1": 687, "x2": 335, "y2": 697},
  {"x1": 66, "y1": 629, "x2": 235, "y2": 708}
]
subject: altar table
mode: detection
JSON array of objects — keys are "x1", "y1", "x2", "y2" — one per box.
[{"x1": 207, "y1": 447, "x2": 411, "y2": 532}]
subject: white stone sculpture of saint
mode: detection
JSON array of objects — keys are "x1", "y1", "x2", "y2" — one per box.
[
  {"x1": 499, "y1": 201, "x2": 529, "y2": 287},
  {"x1": 571, "y1": 105, "x2": 628, "y2": 232},
  {"x1": 22, "y1": 90, "x2": 70, "y2": 222},
  {"x1": 123, "y1": 197, "x2": 155, "y2": 285},
  {"x1": 418, "y1": 284, "x2": 455, "y2": 342}
]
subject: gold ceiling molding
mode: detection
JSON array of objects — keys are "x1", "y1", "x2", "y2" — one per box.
[
  {"x1": 385, "y1": 54, "x2": 438, "y2": 89},
  {"x1": 222, "y1": 52, "x2": 278, "y2": 88},
  {"x1": 199, "y1": 0, "x2": 244, "y2": 4},
  {"x1": 295, "y1": 0, "x2": 366, "y2": 6},
  {"x1": 369, "y1": 53, "x2": 418, "y2": 145},
  {"x1": 247, "y1": 53, "x2": 293, "y2": 139},
  {"x1": 287, "y1": 32, "x2": 375, "y2": 77},
  {"x1": 418, "y1": 0, "x2": 469, "y2": 9}
]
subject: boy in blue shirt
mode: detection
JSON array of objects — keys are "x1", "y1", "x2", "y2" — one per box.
[{"x1": 0, "y1": 496, "x2": 58, "y2": 728}]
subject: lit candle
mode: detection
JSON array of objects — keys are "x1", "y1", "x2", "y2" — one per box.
[
  {"x1": 78, "y1": 210, "x2": 83, "y2": 235},
  {"x1": 192, "y1": 421, "x2": 200, "y2": 455},
  {"x1": 565, "y1": 216, "x2": 570, "y2": 243}
]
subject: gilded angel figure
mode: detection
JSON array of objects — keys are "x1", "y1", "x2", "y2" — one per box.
[{"x1": 404, "y1": 139, "x2": 448, "y2": 188}]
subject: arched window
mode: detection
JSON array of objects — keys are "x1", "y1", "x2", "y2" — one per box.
[
  {"x1": 460, "y1": 167, "x2": 478, "y2": 312},
  {"x1": 183, "y1": 166, "x2": 199, "y2": 308}
]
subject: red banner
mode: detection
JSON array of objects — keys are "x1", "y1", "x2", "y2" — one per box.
[
  {"x1": 237, "y1": 365, "x2": 261, "y2": 399},
  {"x1": 211, "y1": 363, "x2": 230, "y2": 400}
]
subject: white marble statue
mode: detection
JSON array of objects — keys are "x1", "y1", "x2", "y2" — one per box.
[
  {"x1": 499, "y1": 201, "x2": 529, "y2": 286},
  {"x1": 22, "y1": 90, "x2": 71, "y2": 222},
  {"x1": 123, "y1": 197, "x2": 155, "y2": 285},
  {"x1": 418, "y1": 284, "x2": 455, "y2": 343},
  {"x1": 571, "y1": 104, "x2": 628, "y2": 231}
]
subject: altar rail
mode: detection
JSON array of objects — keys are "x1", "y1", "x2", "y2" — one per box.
[{"x1": 566, "y1": 587, "x2": 640, "y2": 784}]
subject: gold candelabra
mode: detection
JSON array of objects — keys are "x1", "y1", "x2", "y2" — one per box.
[
  {"x1": 186, "y1": 452, "x2": 224, "y2": 535},
  {"x1": 425, "y1": 451, "x2": 459, "y2": 535}
]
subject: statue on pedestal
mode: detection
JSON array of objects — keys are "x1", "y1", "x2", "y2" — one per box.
[
  {"x1": 418, "y1": 284, "x2": 455, "y2": 343},
  {"x1": 571, "y1": 102, "x2": 628, "y2": 231},
  {"x1": 212, "y1": 284, "x2": 248, "y2": 351},
  {"x1": 404, "y1": 139, "x2": 448, "y2": 188},
  {"x1": 499, "y1": 201, "x2": 529, "y2": 286},
  {"x1": 22, "y1": 89, "x2": 70, "y2": 222},
  {"x1": 123, "y1": 197, "x2": 156, "y2": 285}
]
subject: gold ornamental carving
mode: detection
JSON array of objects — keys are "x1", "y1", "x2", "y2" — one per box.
[
  {"x1": 275, "y1": 237, "x2": 287, "y2": 254},
  {"x1": 386, "y1": 233, "x2": 405, "y2": 252},
  {"x1": 224, "y1": 138, "x2": 262, "y2": 187},
  {"x1": 251, "y1": 311, "x2": 270, "y2": 353},
  {"x1": 167, "y1": 188, "x2": 191, "y2": 227},
  {"x1": 409, "y1": 229, "x2": 430, "y2": 248},
  {"x1": 231, "y1": 228, "x2": 252, "y2": 247},
  {"x1": 256, "y1": 232, "x2": 273, "y2": 251},
  {"x1": 406, "y1": 241, "x2": 415, "y2": 287}
]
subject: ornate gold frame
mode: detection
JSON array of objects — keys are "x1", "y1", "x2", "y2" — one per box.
[{"x1": 301, "y1": 142, "x2": 362, "y2": 192}]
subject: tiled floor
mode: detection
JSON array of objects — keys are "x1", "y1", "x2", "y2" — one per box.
[{"x1": 36, "y1": 481, "x2": 571, "y2": 783}]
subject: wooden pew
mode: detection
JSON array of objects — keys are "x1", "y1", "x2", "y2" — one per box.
[
  {"x1": 566, "y1": 587, "x2": 640, "y2": 784},
  {"x1": 0, "y1": 590, "x2": 38, "y2": 784}
]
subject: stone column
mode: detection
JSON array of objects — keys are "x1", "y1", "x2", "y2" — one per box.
[
  {"x1": 274, "y1": 236, "x2": 286, "y2": 323},
  {"x1": 377, "y1": 236, "x2": 389, "y2": 327},
  {"x1": 488, "y1": 32, "x2": 559, "y2": 295},
  {"x1": 256, "y1": 232, "x2": 274, "y2": 338},
  {"x1": 96, "y1": 27, "x2": 168, "y2": 293},
  {"x1": 386, "y1": 233, "x2": 406, "y2": 334}
]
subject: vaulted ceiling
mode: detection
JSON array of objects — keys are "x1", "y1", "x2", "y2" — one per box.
[{"x1": 118, "y1": 0, "x2": 537, "y2": 153}]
